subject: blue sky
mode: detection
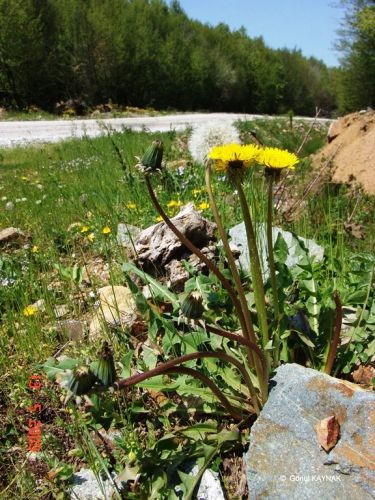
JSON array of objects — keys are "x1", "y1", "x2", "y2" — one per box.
[{"x1": 175, "y1": 0, "x2": 345, "y2": 67}]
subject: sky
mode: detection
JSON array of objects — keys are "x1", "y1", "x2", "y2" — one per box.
[{"x1": 175, "y1": 0, "x2": 345, "y2": 67}]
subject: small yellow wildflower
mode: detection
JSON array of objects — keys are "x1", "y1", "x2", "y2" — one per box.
[
  {"x1": 167, "y1": 200, "x2": 183, "y2": 209},
  {"x1": 21, "y1": 176, "x2": 28, "y2": 181},
  {"x1": 102, "y1": 226, "x2": 111, "y2": 235},
  {"x1": 192, "y1": 188, "x2": 203, "y2": 197},
  {"x1": 198, "y1": 201, "x2": 210, "y2": 210},
  {"x1": 156, "y1": 215, "x2": 163, "y2": 222},
  {"x1": 23, "y1": 305, "x2": 38, "y2": 317},
  {"x1": 208, "y1": 144, "x2": 260, "y2": 173},
  {"x1": 31, "y1": 245, "x2": 39, "y2": 253},
  {"x1": 80, "y1": 225, "x2": 89, "y2": 233},
  {"x1": 87, "y1": 233, "x2": 95, "y2": 242},
  {"x1": 127, "y1": 203, "x2": 137, "y2": 210},
  {"x1": 257, "y1": 147, "x2": 299, "y2": 170}
]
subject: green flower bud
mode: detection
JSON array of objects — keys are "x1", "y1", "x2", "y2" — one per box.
[
  {"x1": 180, "y1": 291, "x2": 204, "y2": 319},
  {"x1": 68, "y1": 366, "x2": 95, "y2": 395},
  {"x1": 90, "y1": 342, "x2": 116, "y2": 387},
  {"x1": 139, "y1": 140, "x2": 164, "y2": 172}
]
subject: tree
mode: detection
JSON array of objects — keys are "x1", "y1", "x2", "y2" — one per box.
[{"x1": 335, "y1": 0, "x2": 375, "y2": 111}]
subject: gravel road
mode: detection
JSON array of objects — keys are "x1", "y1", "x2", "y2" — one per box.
[{"x1": 0, "y1": 113, "x2": 332, "y2": 148}]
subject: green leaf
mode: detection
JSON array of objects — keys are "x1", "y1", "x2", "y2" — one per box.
[
  {"x1": 122, "y1": 262, "x2": 179, "y2": 306},
  {"x1": 274, "y1": 233, "x2": 289, "y2": 264},
  {"x1": 42, "y1": 357, "x2": 79, "y2": 381}
]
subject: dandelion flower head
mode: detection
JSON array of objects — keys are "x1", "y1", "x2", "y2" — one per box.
[
  {"x1": 208, "y1": 144, "x2": 260, "y2": 173},
  {"x1": 23, "y1": 305, "x2": 38, "y2": 317},
  {"x1": 258, "y1": 147, "x2": 299, "y2": 170},
  {"x1": 102, "y1": 226, "x2": 111, "y2": 235}
]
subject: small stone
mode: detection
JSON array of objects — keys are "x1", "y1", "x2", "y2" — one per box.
[
  {"x1": 0, "y1": 227, "x2": 25, "y2": 246},
  {"x1": 56, "y1": 320, "x2": 84, "y2": 341},
  {"x1": 89, "y1": 285, "x2": 138, "y2": 340},
  {"x1": 53, "y1": 304, "x2": 70, "y2": 319},
  {"x1": 31, "y1": 298, "x2": 46, "y2": 312}
]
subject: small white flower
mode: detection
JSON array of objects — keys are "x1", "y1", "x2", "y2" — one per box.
[
  {"x1": 1, "y1": 196, "x2": 7, "y2": 201},
  {"x1": 35, "y1": 199, "x2": 42, "y2": 205},
  {"x1": 5, "y1": 201, "x2": 14, "y2": 210},
  {"x1": 188, "y1": 122, "x2": 241, "y2": 165}
]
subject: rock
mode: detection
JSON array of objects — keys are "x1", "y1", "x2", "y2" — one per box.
[
  {"x1": 228, "y1": 222, "x2": 324, "y2": 280},
  {"x1": 0, "y1": 227, "x2": 26, "y2": 246},
  {"x1": 69, "y1": 468, "x2": 122, "y2": 499},
  {"x1": 134, "y1": 204, "x2": 216, "y2": 274},
  {"x1": 117, "y1": 223, "x2": 141, "y2": 249},
  {"x1": 327, "y1": 119, "x2": 346, "y2": 142},
  {"x1": 56, "y1": 320, "x2": 85, "y2": 341},
  {"x1": 175, "y1": 464, "x2": 225, "y2": 500},
  {"x1": 31, "y1": 298, "x2": 46, "y2": 312},
  {"x1": 245, "y1": 363, "x2": 375, "y2": 499},
  {"x1": 53, "y1": 304, "x2": 70, "y2": 319},
  {"x1": 89, "y1": 285, "x2": 138, "y2": 340}
]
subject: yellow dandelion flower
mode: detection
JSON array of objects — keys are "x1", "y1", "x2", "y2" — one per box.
[
  {"x1": 80, "y1": 225, "x2": 89, "y2": 233},
  {"x1": 198, "y1": 201, "x2": 210, "y2": 210},
  {"x1": 257, "y1": 147, "x2": 299, "y2": 170},
  {"x1": 31, "y1": 245, "x2": 39, "y2": 253},
  {"x1": 87, "y1": 233, "x2": 95, "y2": 242},
  {"x1": 102, "y1": 226, "x2": 111, "y2": 235},
  {"x1": 23, "y1": 305, "x2": 38, "y2": 317},
  {"x1": 167, "y1": 200, "x2": 183, "y2": 208},
  {"x1": 156, "y1": 215, "x2": 163, "y2": 222},
  {"x1": 207, "y1": 144, "x2": 260, "y2": 173},
  {"x1": 127, "y1": 203, "x2": 137, "y2": 210}
]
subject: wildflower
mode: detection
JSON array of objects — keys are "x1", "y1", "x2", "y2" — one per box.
[
  {"x1": 87, "y1": 233, "x2": 95, "y2": 242},
  {"x1": 23, "y1": 305, "x2": 38, "y2": 317},
  {"x1": 102, "y1": 226, "x2": 111, "y2": 235},
  {"x1": 127, "y1": 203, "x2": 137, "y2": 210},
  {"x1": 208, "y1": 144, "x2": 260, "y2": 174},
  {"x1": 21, "y1": 176, "x2": 28, "y2": 181},
  {"x1": 156, "y1": 215, "x2": 163, "y2": 222},
  {"x1": 167, "y1": 200, "x2": 183, "y2": 209},
  {"x1": 188, "y1": 122, "x2": 241, "y2": 164},
  {"x1": 80, "y1": 226, "x2": 89, "y2": 233},
  {"x1": 192, "y1": 188, "x2": 203, "y2": 197},
  {"x1": 31, "y1": 245, "x2": 39, "y2": 253},
  {"x1": 257, "y1": 147, "x2": 299, "y2": 171},
  {"x1": 198, "y1": 201, "x2": 210, "y2": 210}
]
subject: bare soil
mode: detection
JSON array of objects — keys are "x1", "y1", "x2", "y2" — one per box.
[{"x1": 312, "y1": 110, "x2": 375, "y2": 195}]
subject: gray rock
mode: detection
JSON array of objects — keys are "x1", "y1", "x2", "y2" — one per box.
[
  {"x1": 56, "y1": 320, "x2": 85, "y2": 341},
  {"x1": 228, "y1": 222, "x2": 324, "y2": 280},
  {"x1": 195, "y1": 468, "x2": 226, "y2": 500},
  {"x1": 69, "y1": 468, "x2": 122, "y2": 499},
  {"x1": 135, "y1": 204, "x2": 216, "y2": 274},
  {"x1": 245, "y1": 363, "x2": 375, "y2": 499},
  {"x1": 117, "y1": 223, "x2": 141, "y2": 250}
]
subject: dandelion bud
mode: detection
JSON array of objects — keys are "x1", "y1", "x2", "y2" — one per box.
[
  {"x1": 180, "y1": 291, "x2": 204, "y2": 319},
  {"x1": 90, "y1": 342, "x2": 116, "y2": 387},
  {"x1": 68, "y1": 366, "x2": 95, "y2": 395},
  {"x1": 140, "y1": 140, "x2": 164, "y2": 172}
]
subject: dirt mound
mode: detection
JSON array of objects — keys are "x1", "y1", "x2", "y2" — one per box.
[{"x1": 312, "y1": 110, "x2": 375, "y2": 195}]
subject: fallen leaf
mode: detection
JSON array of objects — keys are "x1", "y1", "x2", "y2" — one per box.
[
  {"x1": 352, "y1": 365, "x2": 374, "y2": 387},
  {"x1": 315, "y1": 415, "x2": 340, "y2": 452}
]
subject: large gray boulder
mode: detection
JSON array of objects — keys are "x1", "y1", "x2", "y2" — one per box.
[
  {"x1": 228, "y1": 222, "x2": 324, "y2": 279},
  {"x1": 245, "y1": 363, "x2": 375, "y2": 499}
]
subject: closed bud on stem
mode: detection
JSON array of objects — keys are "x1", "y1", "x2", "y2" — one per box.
[
  {"x1": 68, "y1": 366, "x2": 95, "y2": 395},
  {"x1": 139, "y1": 140, "x2": 164, "y2": 172},
  {"x1": 90, "y1": 342, "x2": 117, "y2": 387},
  {"x1": 180, "y1": 291, "x2": 204, "y2": 319}
]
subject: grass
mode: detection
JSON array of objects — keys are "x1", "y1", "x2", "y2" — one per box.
[{"x1": 0, "y1": 118, "x2": 374, "y2": 498}]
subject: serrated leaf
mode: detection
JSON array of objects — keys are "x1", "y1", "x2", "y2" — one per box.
[{"x1": 122, "y1": 262, "x2": 179, "y2": 306}]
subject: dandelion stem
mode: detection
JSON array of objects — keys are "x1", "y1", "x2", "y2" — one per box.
[
  {"x1": 267, "y1": 173, "x2": 281, "y2": 364},
  {"x1": 205, "y1": 164, "x2": 268, "y2": 400},
  {"x1": 233, "y1": 176, "x2": 270, "y2": 360}
]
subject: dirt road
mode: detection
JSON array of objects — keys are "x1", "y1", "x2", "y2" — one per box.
[{"x1": 0, "y1": 113, "x2": 332, "y2": 148}]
